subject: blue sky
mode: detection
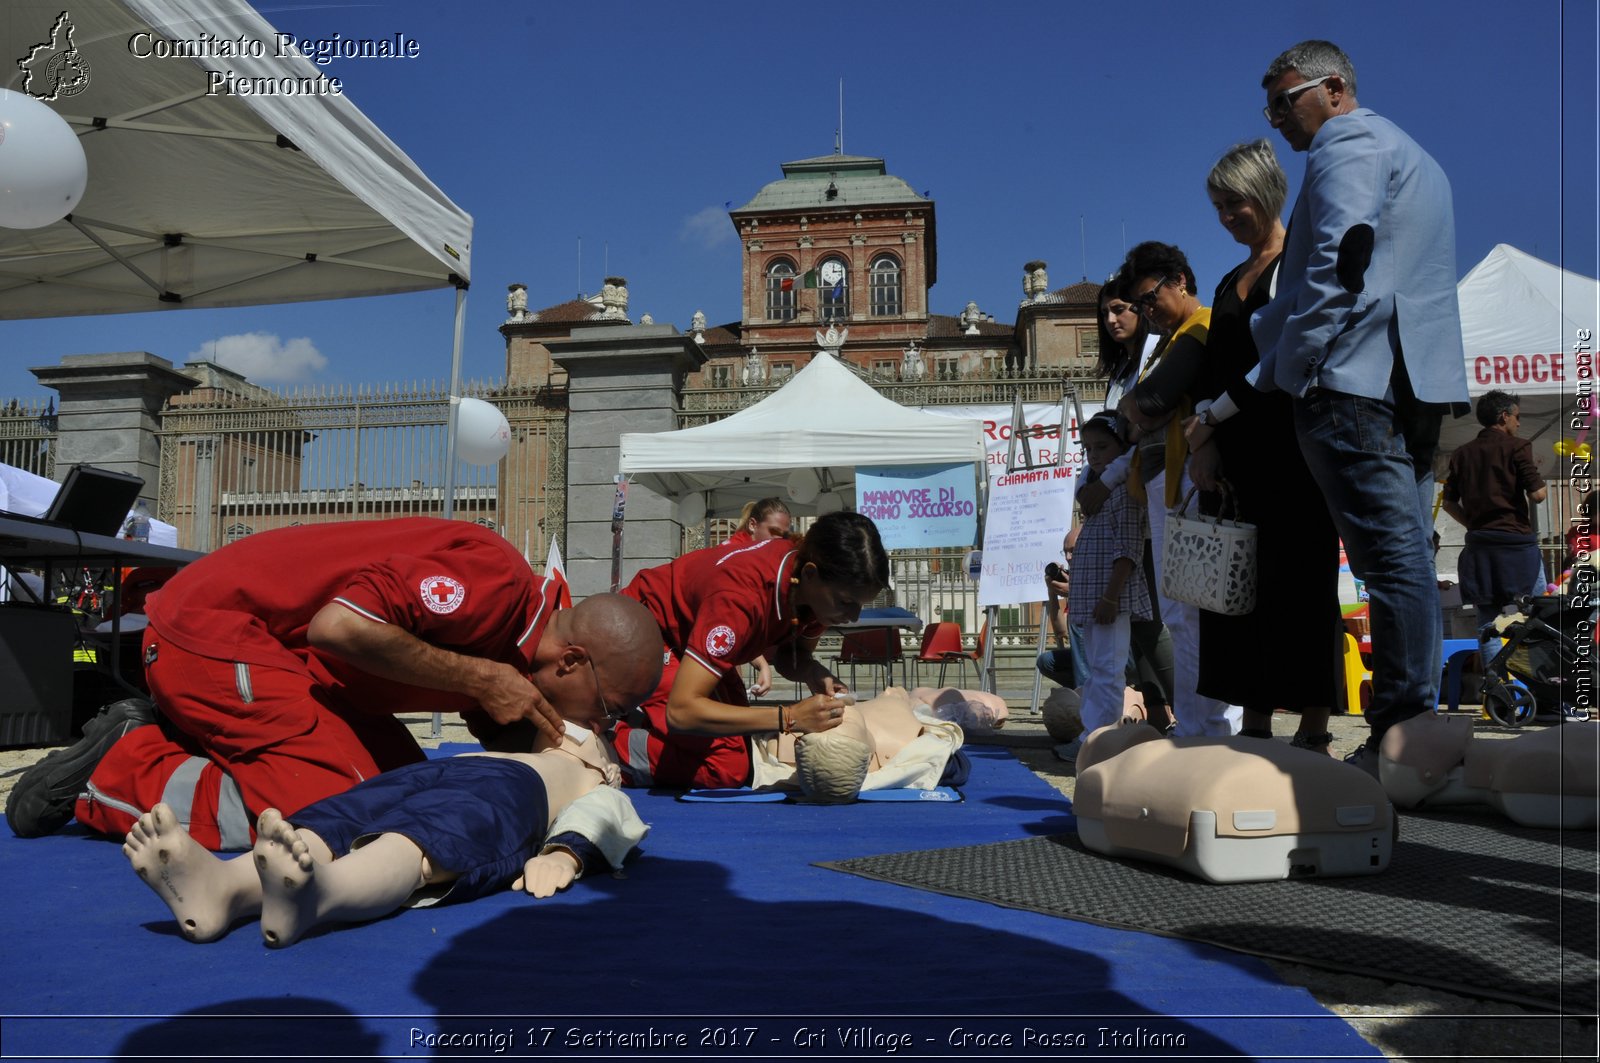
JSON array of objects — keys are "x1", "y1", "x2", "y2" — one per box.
[{"x1": 3, "y1": 0, "x2": 1596, "y2": 402}]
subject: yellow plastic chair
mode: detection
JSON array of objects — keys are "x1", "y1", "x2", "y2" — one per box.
[{"x1": 1340, "y1": 632, "x2": 1371, "y2": 716}]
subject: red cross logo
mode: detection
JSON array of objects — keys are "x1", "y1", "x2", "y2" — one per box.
[
  {"x1": 420, "y1": 575, "x2": 465, "y2": 614},
  {"x1": 706, "y1": 624, "x2": 737, "y2": 658}
]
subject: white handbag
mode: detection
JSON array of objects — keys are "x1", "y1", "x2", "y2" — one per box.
[{"x1": 1161, "y1": 483, "x2": 1258, "y2": 616}]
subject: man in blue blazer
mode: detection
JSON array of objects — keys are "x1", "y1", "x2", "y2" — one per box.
[{"x1": 1250, "y1": 40, "x2": 1469, "y2": 772}]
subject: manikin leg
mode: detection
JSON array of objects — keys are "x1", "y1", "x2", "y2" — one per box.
[
  {"x1": 124, "y1": 803, "x2": 262, "y2": 943},
  {"x1": 254, "y1": 809, "x2": 436, "y2": 948}
]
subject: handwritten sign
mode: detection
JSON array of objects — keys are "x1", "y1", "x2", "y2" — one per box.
[
  {"x1": 856, "y1": 463, "x2": 978, "y2": 549},
  {"x1": 977, "y1": 465, "x2": 1077, "y2": 607}
]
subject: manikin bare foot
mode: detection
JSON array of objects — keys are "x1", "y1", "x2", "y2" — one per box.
[
  {"x1": 124, "y1": 803, "x2": 260, "y2": 943},
  {"x1": 254, "y1": 808, "x2": 322, "y2": 948}
]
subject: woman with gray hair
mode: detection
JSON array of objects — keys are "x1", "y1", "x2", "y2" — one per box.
[{"x1": 1182, "y1": 139, "x2": 1342, "y2": 753}]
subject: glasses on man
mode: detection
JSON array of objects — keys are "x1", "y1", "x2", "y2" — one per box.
[
  {"x1": 586, "y1": 657, "x2": 627, "y2": 722},
  {"x1": 1263, "y1": 75, "x2": 1333, "y2": 120}
]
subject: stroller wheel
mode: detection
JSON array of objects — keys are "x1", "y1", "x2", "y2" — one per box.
[{"x1": 1483, "y1": 680, "x2": 1536, "y2": 728}]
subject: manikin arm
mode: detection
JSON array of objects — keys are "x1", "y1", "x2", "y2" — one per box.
[{"x1": 513, "y1": 786, "x2": 648, "y2": 896}]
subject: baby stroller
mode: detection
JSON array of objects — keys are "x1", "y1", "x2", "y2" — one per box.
[{"x1": 1480, "y1": 593, "x2": 1594, "y2": 727}]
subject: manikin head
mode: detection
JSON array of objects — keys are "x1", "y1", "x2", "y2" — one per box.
[{"x1": 794, "y1": 727, "x2": 873, "y2": 803}]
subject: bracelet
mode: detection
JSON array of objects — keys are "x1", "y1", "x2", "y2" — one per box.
[
  {"x1": 779, "y1": 705, "x2": 788, "y2": 734},
  {"x1": 1100, "y1": 595, "x2": 1118, "y2": 604}
]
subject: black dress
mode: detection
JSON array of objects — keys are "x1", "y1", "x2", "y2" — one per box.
[{"x1": 1194, "y1": 258, "x2": 1342, "y2": 710}]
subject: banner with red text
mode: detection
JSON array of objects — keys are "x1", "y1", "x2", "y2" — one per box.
[{"x1": 918, "y1": 402, "x2": 1103, "y2": 486}]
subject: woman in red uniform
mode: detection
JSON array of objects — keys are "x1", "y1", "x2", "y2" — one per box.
[
  {"x1": 723, "y1": 496, "x2": 794, "y2": 695},
  {"x1": 725, "y1": 497, "x2": 793, "y2": 548},
  {"x1": 612, "y1": 510, "x2": 889, "y2": 789}
]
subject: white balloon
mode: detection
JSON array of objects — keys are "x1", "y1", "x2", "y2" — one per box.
[
  {"x1": 455, "y1": 397, "x2": 511, "y2": 464},
  {"x1": 0, "y1": 90, "x2": 88, "y2": 230},
  {"x1": 786, "y1": 468, "x2": 820, "y2": 505},
  {"x1": 676, "y1": 492, "x2": 706, "y2": 525},
  {"x1": 815, "y1": 490, "x2": 844, "y2": 516}
]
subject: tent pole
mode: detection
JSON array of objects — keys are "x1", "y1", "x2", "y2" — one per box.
[
  {"x1": 441, "y1": 285, "x2": 468, "y2": 522},
  {"x1": 434, "y1": 284, "x2": 468, "y2": 741}
]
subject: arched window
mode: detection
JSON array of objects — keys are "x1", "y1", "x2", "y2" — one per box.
[
  {"x1": 869, "y1": 254, "x2": 901, "y2": 317},
  {"x1": 224, "y1": 522, "x2": 254, "y2": 544},
  {"x1": 818, "y1": 256, "x2": 849, "y2": 322},
  {"x1": 766, "y1": 259, "x2": 797, "y2": 321}
]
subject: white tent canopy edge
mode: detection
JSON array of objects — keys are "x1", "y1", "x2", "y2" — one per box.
[
  {"x1": 0, "y1": 0, "x2": 471, "y2": 316},
  {"x1": 1445, "y1": 244, "x2": 1599, "y2": 480},
  {"x1": 1, "y1": 0, "x2": 480, "y2": 514},
  {"x1": 616, "y1": 353, "x2": 987, "y2": 518}
]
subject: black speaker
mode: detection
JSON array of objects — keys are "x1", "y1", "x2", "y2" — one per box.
[{"x1": 0, "y1": 606, "x2": 76, "y2": 746}]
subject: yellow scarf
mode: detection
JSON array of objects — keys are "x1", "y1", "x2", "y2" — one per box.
[{"x1": 1127, "y1": 305, "x2": 1211, "y2": 507}]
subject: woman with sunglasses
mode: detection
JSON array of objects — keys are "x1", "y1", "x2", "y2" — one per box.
[
  {"x1": 610, "y1": 510, "x2": 890, "y2": 789},
  {"x1": 1113, "y1": 241, "x2": 1237, "y2": 738},
  {"x1": 1182, "y1": 140, "x2": 1341, "y2": 754}
]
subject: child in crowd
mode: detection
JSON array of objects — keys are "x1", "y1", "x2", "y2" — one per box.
[{"x1": 1058, "y1": 412, "x2": 1152, "y2": 762}]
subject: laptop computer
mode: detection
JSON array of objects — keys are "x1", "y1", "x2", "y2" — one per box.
[{"x1": 41, "y1": 465, "x2": 145, "y2": 537}]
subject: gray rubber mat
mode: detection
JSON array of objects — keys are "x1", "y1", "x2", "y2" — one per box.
[{"x1": 820, "y1": 810, "x2": 1597, "y2": 1011}]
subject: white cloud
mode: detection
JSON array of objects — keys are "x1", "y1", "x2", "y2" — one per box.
[
  {"x1": 679, "y1": 205, "x2": 736, "y2": 249},
  {"x1": 189, "y1": 332, "x2": 327, "y2": 383}
]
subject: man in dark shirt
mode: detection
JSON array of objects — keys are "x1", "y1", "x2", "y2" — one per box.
[{"x1": 1441, "y1": 390, "x2": 1547, "y2": 639}]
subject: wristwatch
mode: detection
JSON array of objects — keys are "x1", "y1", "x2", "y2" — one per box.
[{"x1": 1200, "y1": 407, "x2": 1218, "y2": 427}]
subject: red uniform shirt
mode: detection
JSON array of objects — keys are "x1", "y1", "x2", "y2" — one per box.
[
  {"x1": 613, "y1": 538, "x2": 822, "y2": 788},
  {"x1": 146, "y1": 517, "x2": 565, "y2": 716},
  {"x1": 623, "y1": 537, "x2": 809, "y2": 676}
]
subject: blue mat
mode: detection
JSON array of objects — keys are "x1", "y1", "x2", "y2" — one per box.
[
  {"x1": 680, "y1": 786, "x2": 962, "y2": 803},
  {"x1": 0, "y1": 745, "x2": 1379, "y2": 1059}
]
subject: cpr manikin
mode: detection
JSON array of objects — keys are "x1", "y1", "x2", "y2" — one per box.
[
  {"x1": 756, "y1": 687, "x2": 969, "y2": 804},
  {"x1": 1378, "y1": 713, "x2": 1597, "y2": 829},
  {"x1": 123, "y1": 722, "x2": 643, "y2": 947}
]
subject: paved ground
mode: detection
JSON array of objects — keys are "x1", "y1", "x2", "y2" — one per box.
[{"x1": 2, "y1": 703, "x2": 1593, "y2": 1062}]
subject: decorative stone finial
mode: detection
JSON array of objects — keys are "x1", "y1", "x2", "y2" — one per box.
[
  {"x1": 740, "y1": 348, "x2": 768, "y2": 386},
  {"x1": 600, "y1": 276, "x2": 629, "y2": 321},
  {"x1": 506, "y1": 283, "x2": 528, "y2": 322},
  {"x1": 814, "y1": 323, "x2": 848, "y2": 356},
  {"x1": 901, "y1": 341, "x2": 926, "y2": 382}
]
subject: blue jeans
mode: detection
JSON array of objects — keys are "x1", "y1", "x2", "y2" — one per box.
[
  {"x1": 1037, "y1": 621, "x2": 1088, "y2": 688},
  {"x1": 1295, "y1": 387, "x2": 1442, "y2": 741}
]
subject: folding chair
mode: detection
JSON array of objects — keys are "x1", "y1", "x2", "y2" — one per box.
[
  {"x1": 938, "y1": 622, "x2": 986, "y2": 688},
  {"x1": 832, "y1": 628, "x2": 904, "y2": 693},
  {"x1": 913, "y1": 622, "x2": 964, "y2": 688}
]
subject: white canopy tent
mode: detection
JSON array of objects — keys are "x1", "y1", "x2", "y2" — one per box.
[
  {"x1": 617, "y1": 353, "x2": 987, "y2": 518},
  {"x1": 0, "y1": 0, "x2": 480, "y2": 504},
  {"x1": 0, "y1": 0, "x2": 470, "y2": 316},
  {"x1": 1445, "y1": 244, "x2": 1599, "y2": 479}
]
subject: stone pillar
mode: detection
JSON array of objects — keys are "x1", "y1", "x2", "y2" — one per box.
[
  {"x1": 29, "y1": 352, "x2": 196, "y2": 508},
  {"x1": 547, "y1": 325, "x2": 707, "y2": 600}
]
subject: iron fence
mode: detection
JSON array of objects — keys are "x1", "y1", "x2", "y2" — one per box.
[{"x1": 155, "y1": 380, "x2": 566, "y2": 561}]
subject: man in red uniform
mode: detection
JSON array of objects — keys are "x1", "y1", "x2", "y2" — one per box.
[{"x1": 7, "y1": 518, "x2": 663, "y2": 848}]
